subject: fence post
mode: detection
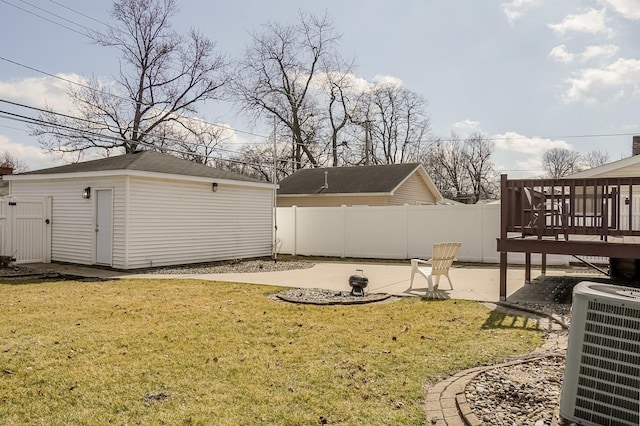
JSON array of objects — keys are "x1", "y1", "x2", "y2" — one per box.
[
  {"x1": 405, "y1": 204, "x2": 410, "y2": 259},
  {"x1": 292, "y1": 206, "x2": 297, "y2": 256},
  {"x1": 341, "y1": 205, "x2": 346, "y2": 258}
]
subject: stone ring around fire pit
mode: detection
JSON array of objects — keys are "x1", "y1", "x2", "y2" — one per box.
[{"x1": 274, "y1": 288, "x2": 393, "y2": 305}]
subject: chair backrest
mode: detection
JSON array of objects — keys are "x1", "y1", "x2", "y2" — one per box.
[{"x1": 431, "y1": 242, "x2": 461, "y2": 273}]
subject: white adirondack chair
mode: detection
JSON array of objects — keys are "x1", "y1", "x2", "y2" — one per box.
[{"x1": 409, "y1": 242, "x2": 461, "y2": 291}]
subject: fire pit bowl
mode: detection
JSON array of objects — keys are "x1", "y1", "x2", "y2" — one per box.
[{"x1": 348, "y1": 269, "x2": 369, "y2": 296}]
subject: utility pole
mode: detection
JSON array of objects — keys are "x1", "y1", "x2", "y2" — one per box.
[{"x1": 364, "y1": 120, "x2": 371, "y2": 165}]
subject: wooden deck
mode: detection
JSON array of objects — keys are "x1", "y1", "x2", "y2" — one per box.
[{"x1": 497, "y1": 174, "x2": 640, "y2": 300}]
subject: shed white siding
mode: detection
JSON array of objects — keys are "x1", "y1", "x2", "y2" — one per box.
[
  {"x1": 10, "y1": 177, "x2": 127, "y2": 266},
  {"x1": 126, "y1": 176, "x2": 273, "y2": 268}
]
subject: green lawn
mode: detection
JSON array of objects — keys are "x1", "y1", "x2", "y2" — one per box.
[{"x1": 0, "y1": 278, "x2": 542, "y2": 425}]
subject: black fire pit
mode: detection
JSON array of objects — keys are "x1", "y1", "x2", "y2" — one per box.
[{"x1": 348, "y1": 269, "x2": 369, "y2": 296}]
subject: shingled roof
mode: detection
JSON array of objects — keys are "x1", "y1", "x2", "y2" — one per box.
[
  {"x1": 278, "y1": 163, "x2": 429, "y2": 195},
  {"x1": 18, "y1": 150, "x2": 260, "y2": 183}
]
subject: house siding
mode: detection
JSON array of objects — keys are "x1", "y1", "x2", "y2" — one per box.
[
  {"x1": 277, "y1": 195, "x2": 389, "y2": 207},
  {"x1": 390, "y1": 173, "x2": 437, "y2": 205},
  {"x1": 589, "y1": 164, "x2": 640, "y2": 178},
  {"x1": 126, "y1": 177, "x2": 273, "y2": 268},
  {"x1": 9, "y1": 176, "x2": 127, "y2": 267}
]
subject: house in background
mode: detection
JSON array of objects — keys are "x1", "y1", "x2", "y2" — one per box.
[
  {"x1": 567, "y1": 135, "x2": 640, "y2": 179},
  {"x1": 4, "y1": 151, "x2": 275, "y2": 268},
  {"x1": 277, "y1": 163, "x2": 442, "y2": 207}
]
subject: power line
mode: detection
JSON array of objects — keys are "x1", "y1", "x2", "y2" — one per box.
[
  {"x1": 16, "y1": 0, "x2": 95, "y2": 33},
  {"x1": 1, "y1": 0, "x2": 88, "y2": 36},
  {"x1": 0, "y1": 104, "x2": 299, "y2": 167},
  {"x1": 0, "y1": 56, "x2": 271, "y2": 140},
  {"x1": 48, "y1": 0, "x2": 111, "y2": 28},
  {"x1": 1, "y1": 2, "x2": 272, "y2": 141},
  {"x1": 0, "y1": 110, "x2": 282, "y2": 170},
  {"x1": 0, "y1": 98, "x2": 274, "y2": 158}
]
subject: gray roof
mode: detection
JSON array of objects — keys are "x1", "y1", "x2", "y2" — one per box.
[
  {"x1": 277, "y1": 163, "x2": 423, "y2": 195},
  {"x1": 19, "y1": 151, "x2": 260, "y2": 183}
]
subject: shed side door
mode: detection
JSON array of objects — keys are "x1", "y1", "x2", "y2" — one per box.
[{"x1": 95, "y1": 189, "x2": 113, "y2": 266}]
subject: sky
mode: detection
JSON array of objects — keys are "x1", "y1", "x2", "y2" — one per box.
[{"x1": 1, "y1": 0, "x2": 640, "y2": 178}]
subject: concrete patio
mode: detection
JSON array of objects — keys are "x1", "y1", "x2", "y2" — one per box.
[{"x1": 16, "y1": 260, "x2": 609, "y2": 303}]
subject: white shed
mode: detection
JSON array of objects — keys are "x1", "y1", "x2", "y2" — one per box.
[{"x1": 4, "y1": 151, "x2": 275, "y2": 269}]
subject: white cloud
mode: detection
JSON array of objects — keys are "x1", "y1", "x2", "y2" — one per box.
[
  {"x1": 599, "y1": 0, "x2": 640, "y2": 19},
  {"x1": 493, "y1": 131, "x2": 572, "y2": 154},
  {"x1": 501, "y1": 0, "x2": 543, "y2": 24},
  {"x1": 548, "y1": 8, "x2": 612, "y2": 36},
  {"x1": 563, "y1": 57, "x2": 640, "y2": 103},
  {"x1": 549, "y1": 44, "x2": 619, "y2": 63},
  {"x1": 0, "y1": 134, "x2": 58, "y2": 171},
  {"x1": 549, "y1": 45, "x2": 575, "y2": 63},
  {"x1": 0, "y1": 74, "x2": 84, "y2": 112},
  {"x1": 494, "y1": 154, "x2": 546, "y2": 178},
  {"x1": 581, "y1": 44, "x2": 619, "y2": 61},
  {"x1": 451, "y1": 119, "x2": 482, "y2": 136},
  {"x1": 515, "y1": 156, "x2": 544, "y2": 172},
  {"x1": 371, "y1": 75, "x2": 403, "y2": 87}
]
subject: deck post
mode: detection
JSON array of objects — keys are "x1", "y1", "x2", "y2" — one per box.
[
  {"x1": 499, "y1": 174, "x2": 508, "y2": 302},
  {"x1": 525, "y1": 252, "x2": 531, "y2": 284},
  {"x1": 541, "y1": 253, "x2": 547, "y2": 276},
  {"x1": 500, "y1": 252, "x2": 507, "y2": 301}
]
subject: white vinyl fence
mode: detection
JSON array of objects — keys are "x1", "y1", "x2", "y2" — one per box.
[{"x1": 276, "y1": 204, "x2": 568, "y2": 265}]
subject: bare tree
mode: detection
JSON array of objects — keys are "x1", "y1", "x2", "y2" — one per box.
[
  {"x1": 462, "y1": 133, "x2": 497, "y2": 202},
  {"x1": 422, "y1": 134, "x2": 468, "y2": 199},
  {"x1": 362, "y1": 82, "x2": 430, "y2": 164},
  {"x1": 582, "y1": 149, "x2": 610, "y2": 169},
  {"x1": 542, "y1": 148, "x2": 582, "y2": 178},
  {"x1": 421, "y1": 132, "x2": 497, "y2": 202},
  {"x1": 152, "y1": 120, "x2": 228, "y2": 166},
  {"x1": 323, "y1": 68, "x2": 358, "y2": 167},
  {"x1": 0, "y1": 151, "x2": 29, "y2": 173},
  {"x1": 223, "y1": 142, "x2": 292, "y2": 182},
  {"x1": 231, "y1": 12, "x2": 340, "y2": 171},
  {"x1": 32, "y1": 0, "x2": 227, "y2": 158}
]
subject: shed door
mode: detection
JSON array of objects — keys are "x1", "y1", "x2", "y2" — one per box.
[{"x1": 95, "y1": 189, "x2": 113, "y2": 266}]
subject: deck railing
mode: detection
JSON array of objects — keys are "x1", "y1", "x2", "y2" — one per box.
[{"x1": 500, "y1": 175, "x2": 640, "y2": 240}]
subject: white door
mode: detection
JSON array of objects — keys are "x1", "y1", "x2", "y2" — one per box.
[{"x1": 95, "y1": 189, "x2": 113, "y2": 265}]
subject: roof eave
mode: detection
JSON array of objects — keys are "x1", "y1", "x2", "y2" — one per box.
[{"x1": 6, "y1": 169, "x2": 276, "y2": 189}]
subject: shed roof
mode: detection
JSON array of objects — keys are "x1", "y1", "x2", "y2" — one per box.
[
  {"x1": 278, "y1": 163, "x2": 441, "y2": 199},
  {"x1": 16, "y1": 151, "x2": 260, "y2": 183}
]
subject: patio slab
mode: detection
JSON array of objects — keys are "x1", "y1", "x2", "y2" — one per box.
[
  {"x1": 139, "y1": 262, "x2": 529, "y2": 302},
  {"x1": 17, "y1": 261, "x2": 606, "y2": 303}
]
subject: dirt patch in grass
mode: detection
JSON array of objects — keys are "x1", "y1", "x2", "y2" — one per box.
[{"x1": 0, "y1": 278, "x2": 542, "y2": 425}]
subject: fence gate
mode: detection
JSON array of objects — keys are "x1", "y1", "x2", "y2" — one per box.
[{"x1": 0, "y1": 197, "x2": 51, "y2": 264}]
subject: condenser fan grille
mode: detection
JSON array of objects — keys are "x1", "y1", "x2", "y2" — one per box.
[{"x1": 572, "y1": 299, "x2": 640, "y2": 425}]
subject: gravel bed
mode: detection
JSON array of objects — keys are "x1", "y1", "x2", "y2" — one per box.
[
  {"x1": 466, "y1": 356, "x2": 565, "y2": 426},
  {"x1": 466, "y1": 302, "x2": 572, "y2": 426},
  {"x1": 274, "y1": 288, "x2": 393, "y2": 305},
  {"x1": 0, "y1": 265, "x2": 44, "y2": 277},
  {"x1": 148, "y1": 259, "x2": 314, "y2": 274}
]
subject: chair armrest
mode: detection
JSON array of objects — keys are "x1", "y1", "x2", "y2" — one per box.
[{"x1": 411, "y1": 258, "x2": 431, "y2": 266}]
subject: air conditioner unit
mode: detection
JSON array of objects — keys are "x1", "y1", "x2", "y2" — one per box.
[{"x1": 560, "y1": 281, "x2": 640, "y2": 426}]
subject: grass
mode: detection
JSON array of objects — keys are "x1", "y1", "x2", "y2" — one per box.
[{"x1": 0, "y1": 278, "x2": 543, "y2": 425}]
